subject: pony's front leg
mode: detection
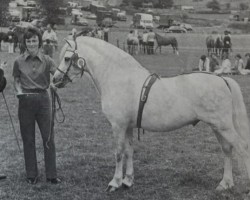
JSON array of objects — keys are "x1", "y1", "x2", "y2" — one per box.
[
  {"x1": 123, "y1": 127, "x2": 134, "y2": 188},
  {"x1": 107, "y1": 125, "x2": 126, "y2": 192}
]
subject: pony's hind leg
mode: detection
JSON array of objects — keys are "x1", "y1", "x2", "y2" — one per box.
[
  {"x1": 122, "y1": 127, "x2": 134, "y2": 188},
  {"x1": 213, "y1": 131, "x2": 234, "y2": 190},
  {"x1": 214, "y1": 125, "x2": 250, "y2": 191},
  {"x1": 107, "y1": 125, "x2": 126, "y2": 192}
]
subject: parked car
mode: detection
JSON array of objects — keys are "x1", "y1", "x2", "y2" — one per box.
[
  {"x1": 164, "y1": 26, "x2": 187, "y2": 33},
  {"x1": 180, "y1": 23, "x2": 193, "y2": 31},
  {"x1": 86, "y1": 13, "x2": 97, "y2": 20},
  {"x1": 72, "y1": 18, "x2": 88, "y2": 26}
]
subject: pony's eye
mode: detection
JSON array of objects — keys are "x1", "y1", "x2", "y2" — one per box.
[{"x1": 65, "y1": 57, "x2": 70, "y2": 62}]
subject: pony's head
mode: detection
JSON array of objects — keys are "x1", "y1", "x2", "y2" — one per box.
[{"x1": 53, "y1": 39, "x2": 86, "y2": 88}]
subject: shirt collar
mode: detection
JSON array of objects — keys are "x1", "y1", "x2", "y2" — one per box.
[{"x1": 24, "y1": 50, "x2": 43, "y2": 61}]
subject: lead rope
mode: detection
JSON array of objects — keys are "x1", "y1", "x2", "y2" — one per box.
[{"x1": 46, "y1": 87, "x2": 65, "y2": 149}]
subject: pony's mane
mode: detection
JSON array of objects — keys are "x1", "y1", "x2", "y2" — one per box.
[{"x1": 60, "y1": 36, "x2": 147, "y2": 71}]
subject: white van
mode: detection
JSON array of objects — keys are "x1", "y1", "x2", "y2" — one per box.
[{"x1": 133, "y1": 13, "x2": 153, "y2": 29}]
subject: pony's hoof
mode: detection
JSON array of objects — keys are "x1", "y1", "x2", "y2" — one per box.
[
  {"x1": 122, "y1": 175, "x2": 134, "y2": 188},
  {"x1": 106, "y1": 185, "x2": 118, "y2": 192},
  {"x1": 216, "y1": 185, "x2": 225, "y2": 191}
]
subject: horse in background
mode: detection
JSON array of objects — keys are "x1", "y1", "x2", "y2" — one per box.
[
  {"x1": 0, "y1": 32, "x2": 8, "y2": 51},
  {"x1": 206, "y1": 35, "x2": 215, "y2": 56},
  {"x1": 155, "y1": 33, "x2": 179, "y2": 55},
  {"x1": 127, "y1": 29, "x2": 140, "y2": 55}
]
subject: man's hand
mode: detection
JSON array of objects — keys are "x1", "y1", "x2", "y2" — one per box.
[{"x1": 50, "y1": 83, "x2": 57, "y2": 91}]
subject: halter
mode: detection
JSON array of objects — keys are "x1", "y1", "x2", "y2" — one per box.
[{"x1": 56, "y1": 39, "x2": 86, "y2": 84}]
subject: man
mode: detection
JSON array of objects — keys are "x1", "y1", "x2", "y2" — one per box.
[
  {"x1": 42, "y1": 24, "x2": 58, "y2": 58},
  {"x1": 13, "y1": 27, "x2": 60, "y2": 184},
  {"x1": 142, "y1": 30, "x2": 148, "y2": 54},
  {"x1": 0, "y1": 65, "x2": 7, "y2": 180},
  {"x1": 245, "y1": 53, "x2": 250, "y2": 70},
  {"x1": 103, "y1": 26, "x2": 109, "y2": 42},
  {"x1": 222, "y1": 30, "x2": 232, "y2": 57},
  {"x1": 147, "y1": 29, "x2": 155, "y2": 54}
]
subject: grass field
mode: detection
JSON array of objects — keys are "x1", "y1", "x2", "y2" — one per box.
[{"x1": 1, "y1": 29, "x2": 250, "y2": 200}]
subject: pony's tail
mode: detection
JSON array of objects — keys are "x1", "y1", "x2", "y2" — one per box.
[{"x1": 225, "y1": 77, "x2": 250, "y2": 143}]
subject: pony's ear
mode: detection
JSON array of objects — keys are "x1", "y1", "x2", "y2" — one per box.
[{"x1": 64, "y1": 39, "x2": 73, "y2": 48}]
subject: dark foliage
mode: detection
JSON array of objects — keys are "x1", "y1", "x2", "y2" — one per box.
[
  {"x1": 0, "y1": 0, "x2": 10, "y2": 27},
  {"x1": 40, "y1": 0, "x2": 64, "y2": 26}
]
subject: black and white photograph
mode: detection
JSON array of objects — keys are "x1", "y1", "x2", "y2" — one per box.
[{"x1": 1, "y1": 0, "x2": 250, "y2": 199}]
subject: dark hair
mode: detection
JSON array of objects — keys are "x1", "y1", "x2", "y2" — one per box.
[
  {"x1": 235, "y1": 54, "x2": 241, "y2": 59},
  {"x1": 22, "y1": 27, "x2": 42, "y2": 49},
  {"x1": 245, "y1": 53, "x2": 250, "y2": 57},
  {"x1": 200, "y1": 55, "x2": 206, "y2": 61}
]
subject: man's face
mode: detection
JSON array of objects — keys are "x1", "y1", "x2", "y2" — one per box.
[{"x1": 26, "y1": 35, "x2": 39, "y2": 55}]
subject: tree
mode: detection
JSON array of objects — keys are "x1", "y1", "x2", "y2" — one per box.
[
  {"x1": 239, "y1": 3, "x2": 249, "y2": 11},
  {"x1": 122, "y1": 0, "x2": 173, "y2": 8},
  {"x1": 0, "y1": 0, "x2": 10, "y2": 27},
  {"x1": 40, "y1": 0, "x2": 63, "y2": 26},
  {"x1": 206, "y1": 0, "x2": 220, "y2": 11}
]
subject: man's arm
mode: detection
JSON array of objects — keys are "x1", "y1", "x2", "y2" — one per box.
[{"x1": 14, "y1": 77, "x2": 23, "y2": 95}]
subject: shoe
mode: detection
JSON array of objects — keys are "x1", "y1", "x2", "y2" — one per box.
[
  {"x1": 46, "y1": 178, "x2": 61, "y2": 184},
  {"x1": 0, "y1": 174, "x2": 6, "y2": 180},
  {"x1": 26, "y1": 177, "x2": 38, "y2": 184}
]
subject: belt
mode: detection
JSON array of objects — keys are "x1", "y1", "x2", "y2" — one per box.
[{"x1": 22, "y1": 89, "x2": 47, "y2": 93}]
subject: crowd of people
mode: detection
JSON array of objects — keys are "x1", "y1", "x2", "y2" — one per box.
[
  {"x1": 198, "y1": 30, "x2": 250, "y2": 75},
  {"x1": 198, "y1": 52, "x2": 250, "y2": 75},
  {"x1": 127, "y1": 28, "x2": 156, "y2": 55}
]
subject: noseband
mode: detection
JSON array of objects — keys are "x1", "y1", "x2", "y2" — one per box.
[{"x1": 57, "y1": 39, "x2": 86, "y2": 83}]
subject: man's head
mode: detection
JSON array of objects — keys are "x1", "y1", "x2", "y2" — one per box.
[
  {"x1": 200, "y1": 55, "x2": 206, "y2": 61},
  {"x1": 47, "y1": 24, "x2": 52, "y2": 32},
  {"x1": 235, "y1": 54, "x2": 241, "y2": 60},
  {"x1": 245, "y1": 53, "x2": 250, "y2": 58},
  {"x1": 23, "y1": 27, "x2": 42, "y2": 50}
]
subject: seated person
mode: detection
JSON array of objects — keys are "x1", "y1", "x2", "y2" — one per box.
[
  {"x1": 214, "y1": 53, "x2": 232, "y2": 75},
  {"x1": 198, "y1": 55, "x2": 210, "y2": 72},
  {"x1": 234, "y1": 54, "x2": 250, "y2": 75},
  {"x1": 209, "y1": 53, "x2": 220, "y2": 72}
]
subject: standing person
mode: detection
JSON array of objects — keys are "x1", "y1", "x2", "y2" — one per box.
[
  {"x1": 42, "y1": 24, "x2": 58, "y2": 58},
  {"x1": 103, "y1": 26, "x2": 109, "y2": 42},
  {"x1": 12, "y1": 27, "x2": 61, "y2": 184},
  {"x1": 234, "y1": 54, "x2": 250, "y2": 75},
  {"x1": 245, "y1": 53, "x2": 250, "y2": 70},
  {"x1": 7, "y1": 26, "x2": 14, "y2": 54},
  {"x1": 198, "y1": 55, "x2": 210, "y2": 72},
  {"x1": 142, "y1": 30, "x2": 148, "y2": 54},
  {"x1": 96, "y1": 27, "x2": 103, "y2": 39},
  {"x1": 147, "y1": 29, "x2": 155, "y2": 54},
  {"x1": 222, "y1": 30, "x2": 232, "y2": 57},
  {"x1": 0, "y1": 66, "x2": 7, "y2": 181}
]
